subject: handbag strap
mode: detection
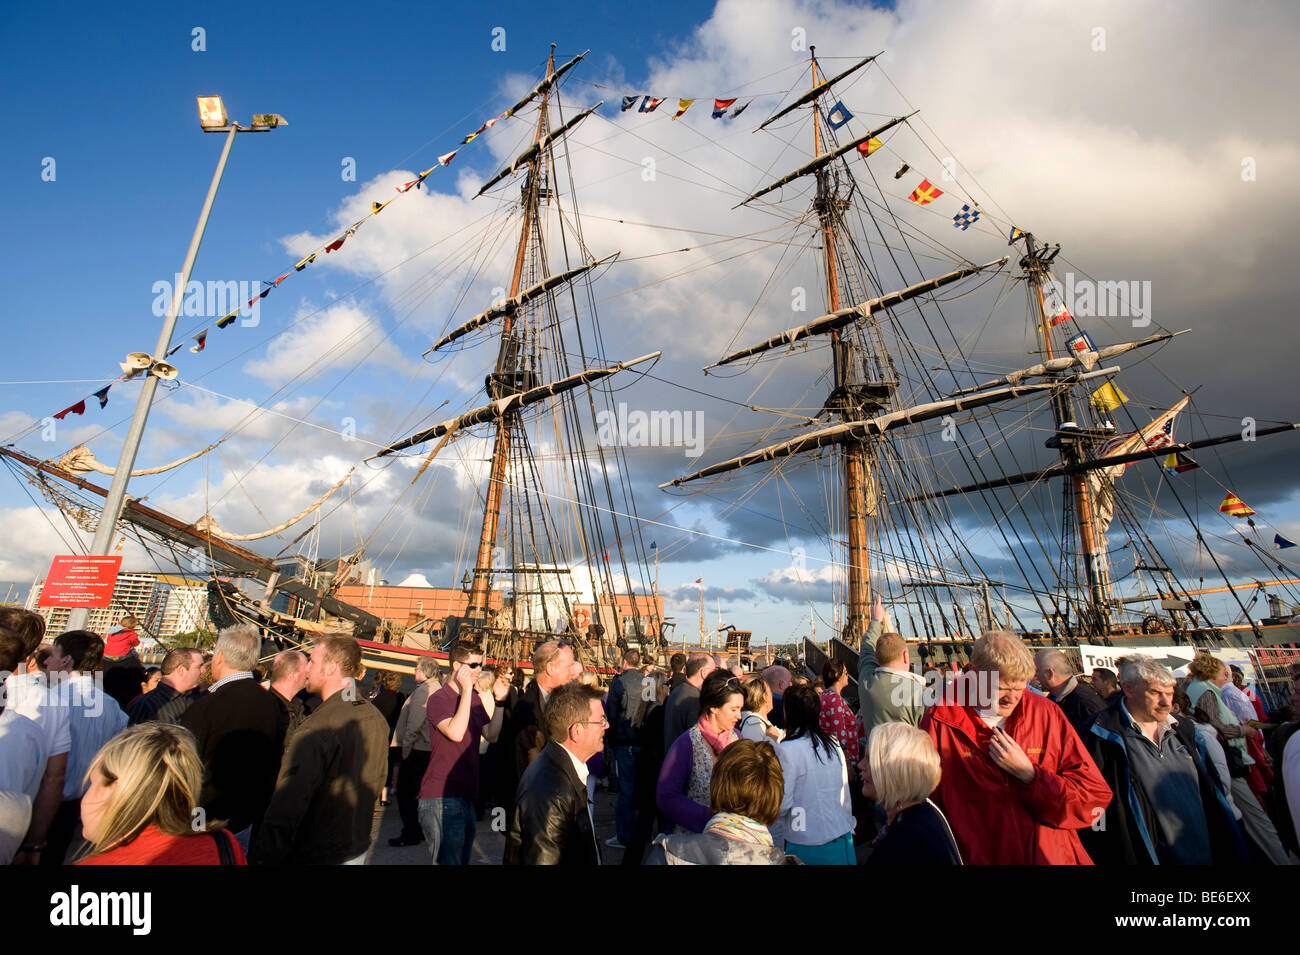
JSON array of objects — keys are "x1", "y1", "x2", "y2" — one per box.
[{"x1": 211, "y1": 830, "x2": 236, "y2": 865}]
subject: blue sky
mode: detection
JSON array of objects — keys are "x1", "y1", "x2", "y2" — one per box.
[
  {"x1": 1, "y1": 0, "x2": 717, "y2": 379},
  {"x1": 3, "y1": 0, "x2": 1299, "y2": 644}
]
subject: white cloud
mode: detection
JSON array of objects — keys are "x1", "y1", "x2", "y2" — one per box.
[
  {"x1": 242, "y1": 301, "x2": 417, "y2": 384},
  {"x1": 0, "y1": 507, "x2": 153, "y2": 583}
]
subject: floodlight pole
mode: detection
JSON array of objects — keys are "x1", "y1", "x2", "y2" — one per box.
[{"x1": 66, "y1": 125, "x2": 239, "y2": 631}]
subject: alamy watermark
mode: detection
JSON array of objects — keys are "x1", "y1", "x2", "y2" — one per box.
[
  {"x1": 151, "y1": 273, "x2": 262, "y2": 326},
  {"x1": 50, "y1": 885, "x2": 151, "y2": 934},
  {"x1": 596, "y1": 402, "x2": 704, "y2": 458},
  {"x1": 889, "y1": 667, "x2": 1004, "y2": 711},
  {"x1": 1046, "y1": 272, "x2": 1152, "y2": 328},
  {"x1": 2, "y1": 670, "x2": 107, "y2": 717}
]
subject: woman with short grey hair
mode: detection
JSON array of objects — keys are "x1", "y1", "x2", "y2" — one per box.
[{"x1": 862, "y1": 723, "x2": 961, "y2": 865}]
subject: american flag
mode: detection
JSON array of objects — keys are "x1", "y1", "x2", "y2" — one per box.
[{"x1": 1097, "y1": 415, "x2": 1176, "y2": 465}]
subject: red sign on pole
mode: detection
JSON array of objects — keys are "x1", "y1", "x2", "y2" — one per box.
[{"x1": 38, "y1": 556, "x2": 123, "y2": 608}]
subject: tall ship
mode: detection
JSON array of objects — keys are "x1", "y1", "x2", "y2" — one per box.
[
  {"x1": 655, "y1": 48, "x2": 1299, "y2": 676},
  {"x1": 4, "y1": 45, "x2": 1297, "y2": 689}
]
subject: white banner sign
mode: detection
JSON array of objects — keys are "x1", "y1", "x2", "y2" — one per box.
[
  {"x1": 1076, "y1": 644, "x2": 1258, "y2": 682},
  {"x1": 1077, "y1": 644, "x2": 1195, "y2": 676}
]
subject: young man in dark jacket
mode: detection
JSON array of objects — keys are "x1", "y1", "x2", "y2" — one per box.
[
  {"x1": 604, "y1": 648, "x2": 647, "y2": 849},
  {"x1": 1080, "y1": 654, "x2": 1249, "y2": 866},
  {"x1": 504, "y1": 682, "x2": 604, "y2": 865},
  {"x1": 250, "y1": 636, "x2": 390, "y2": 865}
]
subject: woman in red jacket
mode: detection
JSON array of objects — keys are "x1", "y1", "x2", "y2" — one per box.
[
  {"x1": 77, "y1": 723, "x2": 245, "y2": 865},
  {"x1": 920, "y1": 631, "x2": 1111, "y2": 864}
]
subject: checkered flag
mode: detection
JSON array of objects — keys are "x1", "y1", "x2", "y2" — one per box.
[{"x1": 952, "y1": 204, "x2": 980, "y2": 230}]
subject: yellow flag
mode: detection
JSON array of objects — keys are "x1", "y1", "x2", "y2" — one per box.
[
  {"x1": 1091, "y1": 381, "x2": 1128, "y2": 413},
  {"x1": 1219, "y1": 493, "x2": 1255, "y2": 517},
  {"x1": 672, "y1": 98, "x2": 695, "y2": 120},
  {"x1": 858, "y1": 137, "x2": 883, "y2": 156}
]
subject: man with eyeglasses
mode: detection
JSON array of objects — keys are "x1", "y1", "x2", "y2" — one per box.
[
  {"x1": 417, "y1": 639, "x2": 506, "y2": 865},
  {"x1": 505, "y1": 682, "x2": 606, "y2": 865}
]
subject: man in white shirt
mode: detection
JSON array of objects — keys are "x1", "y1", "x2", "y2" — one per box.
[
  {"x1": 0, "y1": 612, "x2": 69, "y2": 866},
  {"x1": 43, "y1": 629, "x2": 128, "y2": 864},
  {"x1": 0, "y1": 629, "x2": 49, "y2": 802}
]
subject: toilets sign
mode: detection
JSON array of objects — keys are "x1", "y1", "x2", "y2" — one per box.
[{"x1": 1076, "y1": 644, "x2": 1197, "y2": 676}]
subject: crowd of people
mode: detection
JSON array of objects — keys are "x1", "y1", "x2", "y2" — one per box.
[
  {"x1": 3, "y1": 594, "x2": 1300, "y2": 867},
  {"x1": 0, "y1": 607, "x2": 389, "y2": 865}
]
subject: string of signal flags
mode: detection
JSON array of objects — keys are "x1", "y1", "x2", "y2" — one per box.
[
  {"x1": 47, "y1": 75, "x2": 999, "y2": 425},
  {"x1": 47, "y1": 89, "x2": 536, "y2": 425}
]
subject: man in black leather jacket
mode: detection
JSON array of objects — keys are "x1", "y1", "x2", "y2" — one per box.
[{"x1": 504, "y1": 682, "x2": 604, "y2": 865}]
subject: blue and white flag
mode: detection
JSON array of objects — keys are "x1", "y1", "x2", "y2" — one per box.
[
  {"x1": 1276, "y1": 533, "x2": 1297, "y2": 550},
  {"x1": 826, "y1": 100, "x2": 853, "y2": 130},
  {"x1": 952, "y1": 204, "x2": 980, "y2": 231}
]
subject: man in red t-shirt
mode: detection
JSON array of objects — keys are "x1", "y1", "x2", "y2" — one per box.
[
  {"x1": 103, "y1": 617, "x2": 141, "y2": 658},
  {"x1": 417, "y1": 638, "x2": 506, "y2": 865}
]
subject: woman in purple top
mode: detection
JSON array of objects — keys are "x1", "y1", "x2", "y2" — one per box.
[{"x1": 655, "y1": 672, "x2": 744, "y2": 833}]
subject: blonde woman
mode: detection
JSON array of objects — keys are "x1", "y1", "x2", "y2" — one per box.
[
  {"x1": 861, "y1": 723, "x2": 961, "y2": 865},
  {"x1": 737, "y1": 674, "x2": 783, "y2": 743},
  {"x1": 77, "y1": 723, "x2": 245, "y2": 865}
]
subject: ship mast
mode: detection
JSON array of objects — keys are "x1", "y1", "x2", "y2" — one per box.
[
  {"x1": 463, "y1": 49, "x2": 558, "y2": 629},
  {"x1": 376, "y1": 48, "x2": 654, "y2": 654},
  {"x1": 809, "y1": 47, "x2": 872, "y2": 647},
  {"x1": 673, "y1": 50, "x2": 1009, "y2": 647},
  {"x1": 1020, "y1": 233, "x2": 1112, "y2": 635}
]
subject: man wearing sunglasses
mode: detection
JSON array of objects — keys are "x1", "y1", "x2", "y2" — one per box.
[{"x1": 417, "y1": 639, "x2": 506, "y2": 865}]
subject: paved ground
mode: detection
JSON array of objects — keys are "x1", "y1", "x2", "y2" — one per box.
[{"x1": 363, "y1": 783, "x2": 626, "y2": 865}]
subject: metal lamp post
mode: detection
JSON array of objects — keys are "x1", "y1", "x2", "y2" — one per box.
[{"x1": 65, "y1": 98, "x2": 286, "y2": 632}]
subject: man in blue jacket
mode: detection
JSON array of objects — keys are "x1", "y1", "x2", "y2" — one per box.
[{"x1": 1079, "y1": 654, "x2": 1247, "y2": 865}]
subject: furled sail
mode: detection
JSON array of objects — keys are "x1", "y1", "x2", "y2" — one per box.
[
  {"x1": 428, "y1": 253, "x2": 619, "y2": 353},
  {"x1": 708, "y1": 257, "x2": 1008, "y2": 368},
  {"x1": 374, "y1": 351, "x2": 661, "y2": 457},
  {"x1": 898, "y1": 421, "x2": 1300, "y2": 504},
  {"x1": 947, "y1": 331, "x2": 1186, "y2": 396},
  {"x1": 662, "y1": 372, "x2": 1114, "y2": 488},
  {"x1": 501, "y1": 49, "x2": 588, "y2": 120},
  {"x1": 194, "y1": 468, "x2": 354, "y2": 541},
  {"x1": 756, "y1": 53, "x2": 882, "y2": 131},
  {"x1": 476, "y1": 102, "x2": 603, "y2": 197},
  {"x1": 737, "y1": 113, "x2": 916, "y2": 207},
  {"x1": 56, "y1": 443, "x2": 218, "y2": 477}
]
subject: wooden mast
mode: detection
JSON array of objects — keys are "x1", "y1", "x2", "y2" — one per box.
[
  {"x1": 810, "y1": 47, "x2": 871, "y2": 646},
  {"x1": 1021, "y1": 232, "x2": 1111, "y2": 636},
  {"x1": 464, "y1": 48, "x2": 557, "y2": 630}
]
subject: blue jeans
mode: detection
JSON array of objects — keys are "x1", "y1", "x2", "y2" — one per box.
[
  {"x1": 613, "y1": 745, "x2": 640, "y2": 844},
  {"x1": 418, "y1": 796, "x2": 476, "y2": 865}
]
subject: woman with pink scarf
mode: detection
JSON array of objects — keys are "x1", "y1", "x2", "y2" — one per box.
[{"x1": 656, "y1": 672, "x2": 744, "y2": 833}]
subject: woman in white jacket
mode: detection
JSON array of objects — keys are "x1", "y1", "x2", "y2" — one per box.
[
  {"x1": 737, "y1": 674, "x2": 783, "y2": 744},
  {"x1": 772, "y1": 684, "x2": 856, "y2": 864}
]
